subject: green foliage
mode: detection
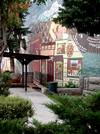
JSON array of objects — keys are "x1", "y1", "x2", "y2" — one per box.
[
  {"x1": 0, "y1": 96, "x2": 33, "y2": 119},
  {"x1": 0, "y1": 71, "x2": 11, "y2": 96},
  {"x1": 46, "y1": 92, "x2": 100, "y2": 134},
  {"x1": 54, "y1": 0, "x2": 100, "y2": 35},
  {"x1": 0, "y1": 71, "x2": 11, "y2": 83},
  {"x1": 64, "y1": 80, "x2": 79, "y2": 88},
  {"x1": 33, "y1": 0, "x2": 47, "y2": 5},
  {"x1": 0, "y1": 0, "x2": 48, "y2": 55},
  {"x1": 8, "y1": 37, "x2": 20, "y2": 52},
  {"x1": 0, "y1": 0, "x2": 48, "y2": 26},
  {"x1": 0, "y1": 118, "x2": 25, "y2": 134},
  {"x1": 24, "y1": 119, "x2": 70, "y2": 134}
]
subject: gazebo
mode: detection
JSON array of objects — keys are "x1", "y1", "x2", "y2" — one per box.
[{"x1": 3, "y1": 52, "x2": 50, "y2": 91}]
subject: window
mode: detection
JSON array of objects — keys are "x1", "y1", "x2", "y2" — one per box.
[{"x1": 67, "y1": 59, "x2": 82, "y2": 77}]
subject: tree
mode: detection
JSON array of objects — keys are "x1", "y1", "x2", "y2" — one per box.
[
  {"x1": 0, "y1": 0, "x2": 30, "y2": 72},
  {"x1": 54, "y1": 0, "x2": 100, "y2": 36},
  {"x1": 0, "y1": 0, "x2": 47, "y2": 72}
]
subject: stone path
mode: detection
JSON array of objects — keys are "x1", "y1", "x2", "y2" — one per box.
[{"x1": 9, "y1": 88, "x2": 58, "y2": 124}]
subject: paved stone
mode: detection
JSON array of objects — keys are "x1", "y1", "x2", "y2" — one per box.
[{"x1": 9, "y1": 88, "x2": 58, "y2": 124}]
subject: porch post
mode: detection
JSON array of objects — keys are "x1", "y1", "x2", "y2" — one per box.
[
  {"x1": 25, "y1": 64, "x2": 27, "y2": 92},
  {"x1": 22, "y1": 64, "x2": 24, "y2": 87}
]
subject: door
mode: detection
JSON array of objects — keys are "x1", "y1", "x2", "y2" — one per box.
[{"x1": 47, "y1": 60, "x2": 54, "y2": 82}]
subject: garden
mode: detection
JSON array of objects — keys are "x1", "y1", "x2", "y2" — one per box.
[
  {"x1": 0, "y1": 71, "x2": 100, "y2": 134},
  {"x1": 0, "y1": 0, "x2": 100, "y2": 133}
]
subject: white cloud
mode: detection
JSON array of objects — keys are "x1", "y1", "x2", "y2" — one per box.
[{"x1": 38, "y1": 1, "x2": 62, "y2": 21}]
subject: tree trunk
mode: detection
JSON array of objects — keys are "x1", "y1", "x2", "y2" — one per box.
[
  {"x1": 0, "y1": 6, "x2": 7, "y2": 72},
  {"x1": 0, "y1": 25, "x2": 7, "y2": 72},
  {"x1": 0, "y1": 41, "x2": 4, "y2": 72},
  {"x1": 10, "y1": 57, "x2": 15, "y2": 73}
]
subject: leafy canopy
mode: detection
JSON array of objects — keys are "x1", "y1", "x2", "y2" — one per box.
[
  {"x1": 0, "y1": 0, "x2": 48, "y2": 52},
  {"x1": 0, "y1": 0, "x2": 47, "y2": 27},
  {"x1": 54, "y1": 0, "x2": 100, "y2": 36}
]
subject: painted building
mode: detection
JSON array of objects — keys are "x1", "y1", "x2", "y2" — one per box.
[{"x1": 28, "y1": 21, "x2": 83, "y2": 86}]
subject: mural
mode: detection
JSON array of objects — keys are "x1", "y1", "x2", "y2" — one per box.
[
  {"x1": 26, "y1": 0, "x2": 83, "y2": 84},
  {"x1": 57, "y1": 43, "x2": 66, "y2": 54},
  {"x1": 41, "y1": 60, "x2": 47, "y2": 84},
  {"x1": 49, "y1": 22, "x2": 67, "y2": 41},
  {"x1": 82, "y1": 52, "x2": 100, "y2": 76},
  {"x1": 24, "y1": 0, "x2": 63, "y2": 27},
  {"x1": 41, "y1": 60, "x2": 46, "y2": 73},
  {"x1": 66, "y1": 43, "x2": 74, "y2": 57},
  {"x1": 73, "y1": 34, "x2": 100, "y2": 76},
  {"x1": 55, "y1": 61, "x2": 63, "y2": 80},
  {"x1": 67, "y1": 59, "x2": 82, "y2": 77}
]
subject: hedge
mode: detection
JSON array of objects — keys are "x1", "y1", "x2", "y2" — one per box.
[
  {"x1": 0, "y1": 119, "x2": 24, "y2": 134},
  {"x1": 24, "y1": 121, "x2": 69, "y2": 134},
  {"x1": 0, "y1": 96, "x2": 33, "y2": 119},
  {"x1": 46, "y1": 92, "x2": 100, "y2": 134},
  {"x1": 0, "y1": 71, "x2": 11, "y2": 96}
]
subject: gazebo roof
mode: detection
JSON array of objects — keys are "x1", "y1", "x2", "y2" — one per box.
[
  {"x1": 3, "y1": 52, "x2": 50, "y2": 92},
  {"x1": 3, "y1": 52, "x2": 50, "y2": 64}
]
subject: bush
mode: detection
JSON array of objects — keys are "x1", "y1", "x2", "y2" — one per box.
[
  {"x1": 64, "y1": 80, "x2": 79, "y2": 88},
  {"x1": 0, "y1": 96, "x2": 33, "y2": 120},
  {"x1": 0, "y1": 71, "x2": 11, "y2": 96},
  {"x1": 24, "y1": 119, "x2": 69, "y2": 134},
  {"x1": 0, "y1": 96, "x2": 34, "y2": 134},
  {"x1": 46, "y1": 92, "x2": 100, "y2": 134},
  {"x1": 0, "y1": 119, "x2": 25, "y2": 134}
]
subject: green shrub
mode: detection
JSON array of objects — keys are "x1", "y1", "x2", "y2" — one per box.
[
  {"x1": 0, "y1": 119, "x2": 25, "y2": 134},
  {"x1": 0, "y1": 96, "x2": 33, "y2": 120},
  {"x1": 33, "y1": 123, "x2": 69, "y2": 134},
  {"x1": 64, "y1": 80, "x2": 79, "y2": 88},
  {"x1": 0, "y1": 96, "x2": 34, "y2": 134},
  {"x1": 46, "y1": 92, "x2": 100, "y2": 134},
  {"x1": 0, "y1": 71, "x2": 11, "y2": 96},
  {"x1": 24, "y1": 119, "x2": 69, "y2": 134}
]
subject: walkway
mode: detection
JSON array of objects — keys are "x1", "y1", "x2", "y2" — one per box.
[{"x1": 9, "y1": 88, "x2": 58, "y2": 124}]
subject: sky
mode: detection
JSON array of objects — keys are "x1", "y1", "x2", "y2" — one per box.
[{"x1": 24, "y1": 0, "x2": 63, "y2": 28}]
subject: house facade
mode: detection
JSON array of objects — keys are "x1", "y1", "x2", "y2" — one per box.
[{"x1": 28, "y1": 21, "x2": 83, "y2": 86}]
